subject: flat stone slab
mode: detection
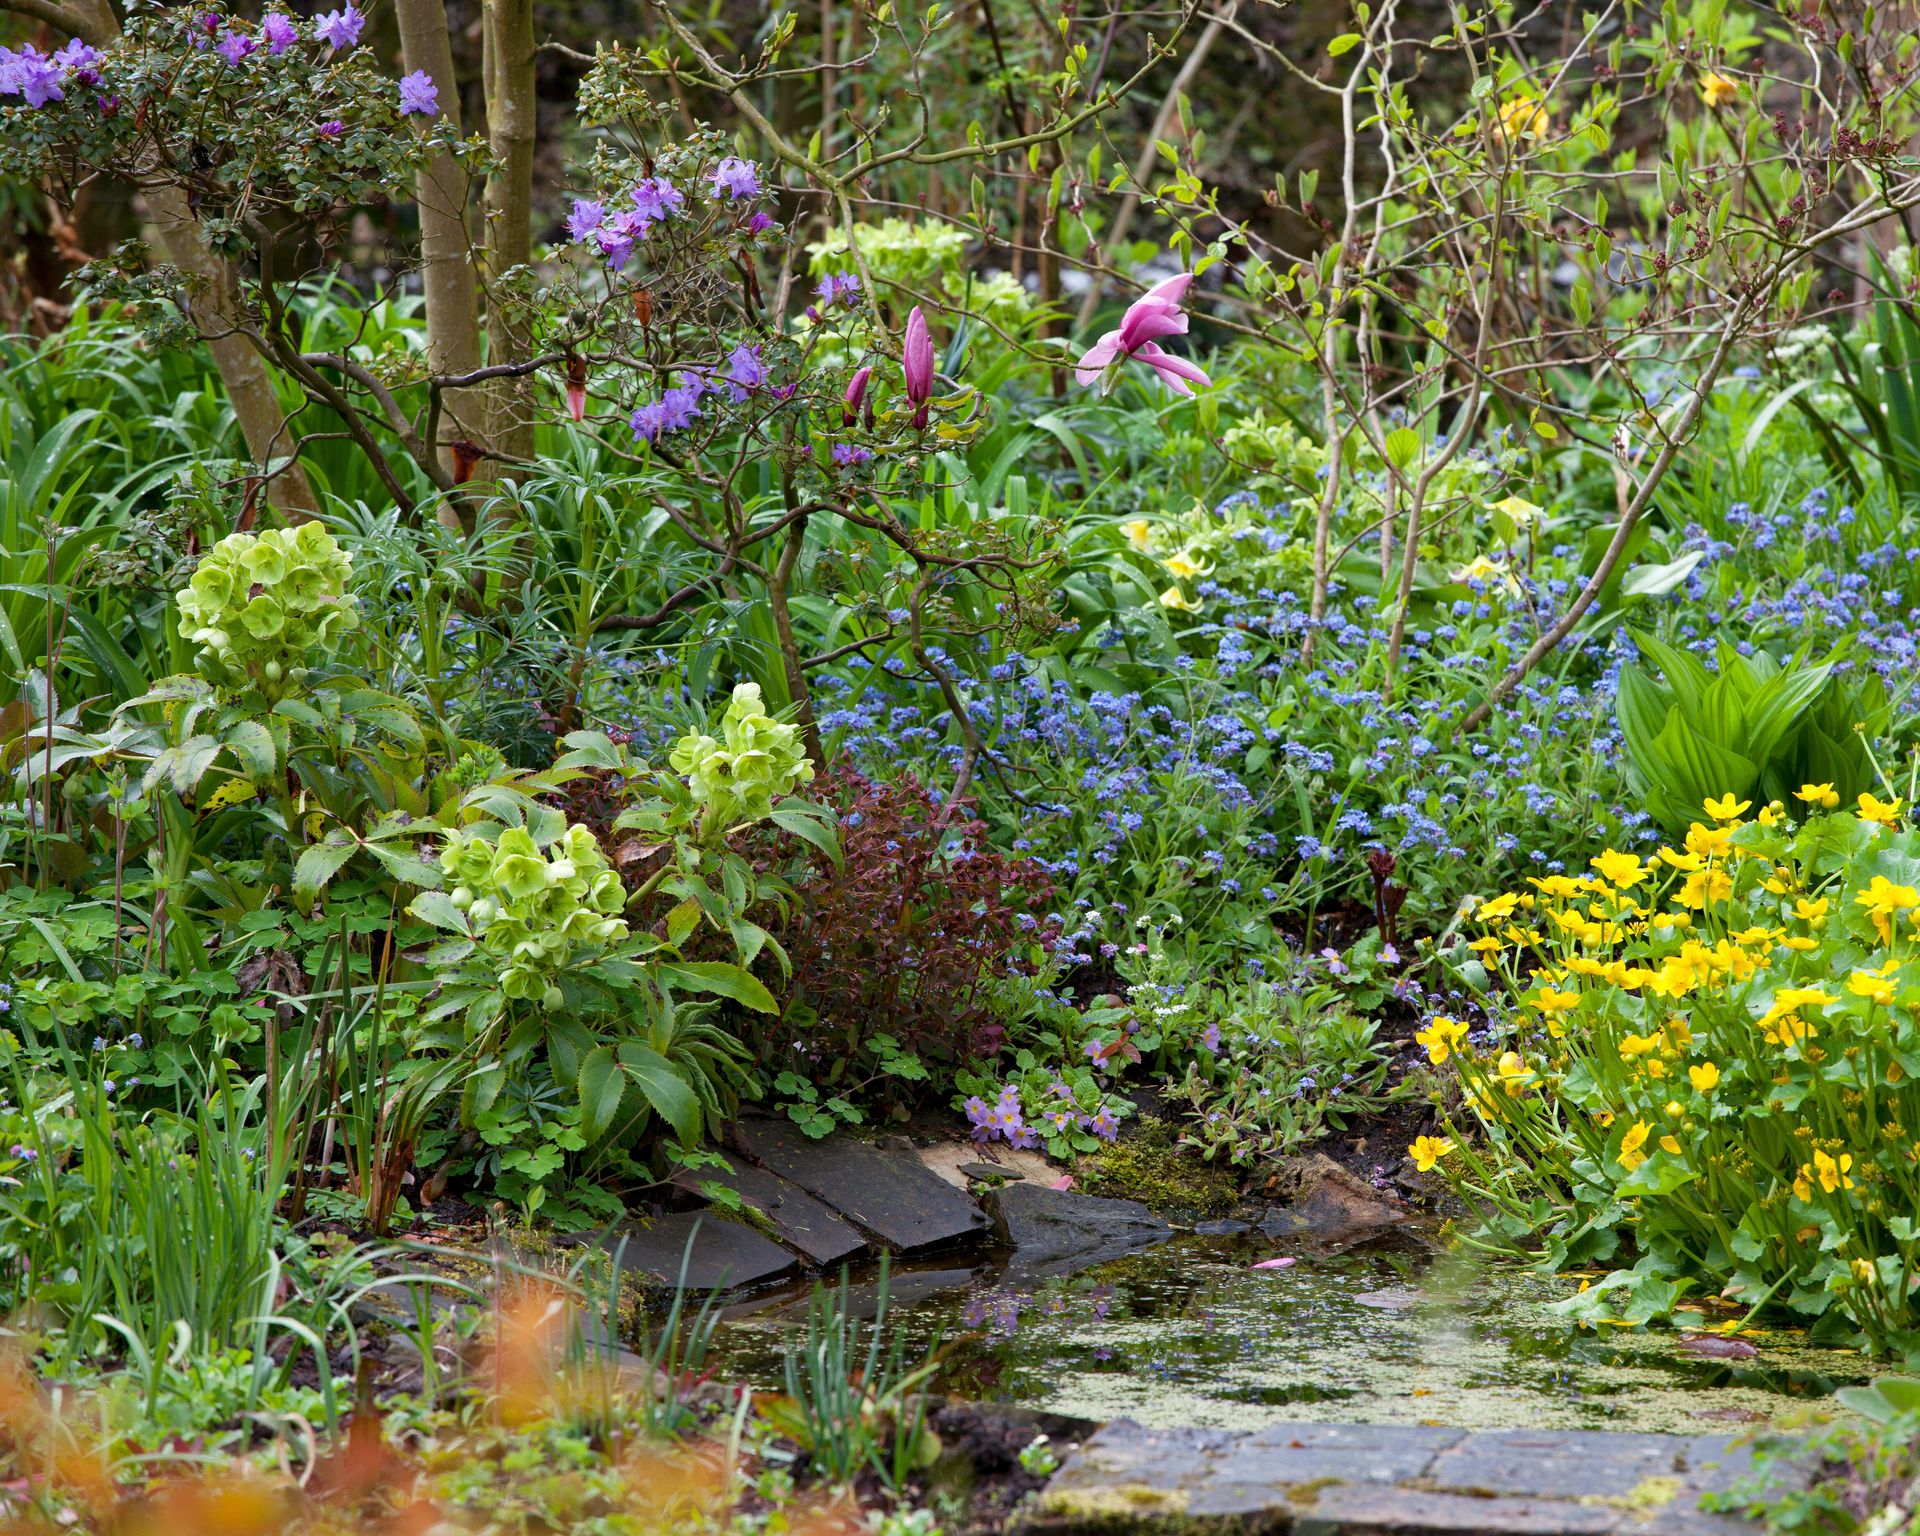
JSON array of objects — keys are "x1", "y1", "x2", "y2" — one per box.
[
  {"x1": 1017, "y1": 1420, "x2": 1799, "y2": 1534},
  {"x1": 671, "y1": 1160, "x2": 868, "y2": 1268},
  {"x1": 732, "y1": 1119, "x2": 989, "y2": 1254},
  {"x1": 608, "y1": 1211, "x2": 798, "y2": 1294},
  {"x1": 983, "y1": 1183, "x2": 1174, "y2": 1276}
]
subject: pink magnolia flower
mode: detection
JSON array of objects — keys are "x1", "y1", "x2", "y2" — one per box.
[
  {"x1": 1075, "y1": 273, "x2": 1211, "y2": 396},
  {"x1": 843, "y1": 364, "x2": 872, "y2": 426}
]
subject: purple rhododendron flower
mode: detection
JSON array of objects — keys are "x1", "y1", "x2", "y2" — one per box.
[
  {"x1": 630, "y1": 177, "x2": 683, "y2": 225},
  {"x1": 724, "y1": 343, "x2": 764, "y2": 402},
  {"x1": 217, "y1": 32, "x2": 257, "y2": 65},
  {"x1": 398, "y1": 70, "x2": 439, "y2": 116},
  {"x1": 567, "y1": 199, "x2": 606, "y2": 241},
  {"x1": 709, "y1": 156, "x2": 761, "y2": 200},
  {"x1": 54, "y1": 39, "x2": 99, "y2": 79},
  {"x1": 313, "y1": 6, "x2": 365, "y2": 51},
  {"x1": 261, "y1": 13, "x2": 298, "y2": 53},
  {"x1": 2, "y1": 46, "x2": 66, "y2": 107},
  {"x1": 596, "y1": 210, "x2": 648, "y2": 269},
  {"x1": 317, "y1": 119, "x2": 346, "y2": 138},
  {"x1": 630, "y1": 386, "x2": 702, "y2": 444},
  {"x1": 831, "y1": 444, "x2": 872, "y2": 467},
  {"x1": 745, "y1": 210, "x2": 774, "y2": 234},
  {"x1": 815, "y1": 272, "x2": 860, "y2": 307}
]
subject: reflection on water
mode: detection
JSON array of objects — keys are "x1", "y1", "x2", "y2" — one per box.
[{"x1": 701, "y1": 1236, "x2": 1865, "y2": 1433}]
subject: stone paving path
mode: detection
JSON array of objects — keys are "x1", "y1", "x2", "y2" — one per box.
[{"x1": 1018, "y1": 1420, "x2": 1803, "y2": 1535}]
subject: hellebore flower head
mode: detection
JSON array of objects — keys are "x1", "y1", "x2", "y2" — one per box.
[
  {"x1": 398, "y1": 69, "x2": 439, "y2": 116},
  {"x1": 902, "y1": 306, "x2": 934, "y2": 428},
  {"x1": 1075, "y1": 272, "x2": 1211, "y2": 396}
]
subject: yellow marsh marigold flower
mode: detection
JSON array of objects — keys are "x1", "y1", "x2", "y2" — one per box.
[
  {"x1": 1496, "y1": 1051, "x2": 1534, "y2": 1096},
  {"x1": 1409, "y1": 1135, "x2": 1455, "y2": 1172},
  {"x1": 1529, "y1": 874, "x2": 1585, "y2": 900},
  {"x1": 1688, "y1": 1061, "x2": 1720, "y2": 1093},
  {"x1": 1793, "y1": 1164, "x2": 1813, "y2": 1201},
  {"x1": 1476, "y1": 892, "x2": 1521, "y2": 923},
  {"x1": 1850, "y1": 970, "x2": 1897, "y2": 1006},
  {"x1": 1660, "y1": 1134, "x2": 1684, "y2": 1156},
  {"x1": 1796, "y1": 782, "x2": 1840, "y2": 810},
  {"x1": 1813, "y1": 1149, "x2": 1855, "y2": 1193},
  {"x1": 1660, "y1": 848, "x2": 1702, "y2": 872},
  {"x1": 1618, "y1": 1120, "x2": 1652, "y2": 1171},
  {"x1": 1859, "y1": 792, "x2": 1904, "y2": 827},
  {"x1": 1120, "y1": 518, "x2": 1152, "y2": 551},
  {"x1": 1794, "y1": 897, "x2": 1829, "y2": 923},
  {"x1": 1415, "y1": 1016, "x2": 1470, "y2": 1065},
  {"x1": 1853, "y1": 1257, "x2": 1877, "y2": 1284},
  {"x1": 1685, "y1": 822, "x2": 1734, "y2": 858},
  {"x1": 1158, "y1": 586, "x2": 1203, "y2": 613},
  {"x1": 1591, "y1": 850, "x2": 1646, "y2": 890},
  {"x1": 1700, "y1": 71, "x2": 1740, "y2": 108},
  {"x1": 1856, "y1": 876, "x2": 1920, "y2": 941},
  {"x1": 1618, "y1": 1032, "x2": 1662, "y2": 1061},
  {"x1": 1704, "y1": 794, "x2": 1752, "y2": 822}
]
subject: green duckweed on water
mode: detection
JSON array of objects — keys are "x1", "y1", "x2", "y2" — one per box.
[{"x1": 708, "y1": 1238, "x2": 1864, "y2": 1434}]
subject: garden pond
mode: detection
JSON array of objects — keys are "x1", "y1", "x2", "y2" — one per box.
[{"x1": 703, "y1": 1236, "x2": 1866, "y2": 1435}]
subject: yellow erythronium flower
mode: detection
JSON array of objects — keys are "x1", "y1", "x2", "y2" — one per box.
[
  {"x1": 1796, "y1": 782, "x2": 1839, "y2": 810},
  {"x1": 1495, "y1": 93, "x2": 1548, "y2": 143},
  {"x1": 1162, "y1": 549, "x2": 1211, "y2": 581},
  {"x1": 1591, "y1": 849, "x2": 1646, "y2": 890},
  {"x1": 1700, "y1": 71, "x2": 1740, "y2": 108},
  {"x1": 1415, "y1": 1016, "x2": 1471, "y2": 1065},
  {"x1": 1158, "y1": 586, "x2": 1203, "y2": 613},
  {"x1": 1704, "y1": 794, "x2": 1752, "y2": 822},
  {"x1": 1618, "y1": 1120, "x2": 1652, "y2": 1171},
  {"x1": 1860, "y1": 792, "x2": 1904, "y2": 827},
  {"x1": 1410, "y1": 1135, "x2": 1455, "y2": 1172},
  {"x1": 1491, "y1": 493, "x2": 1543, "y2": 528},
  {"x1": 1120, "y1": 518, "x2": 1152, "y2": 551},
  {"x1": 1688, "y1": 1061, "x2": 1720, "y2": 1093}
]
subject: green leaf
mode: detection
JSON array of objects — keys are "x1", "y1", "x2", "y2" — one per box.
[
  {"x1": 1327, "y1": 31, "x2": 1362, "y2": 53},
  {"x1": 618, "y1": 1043, "x2": 703, "y2": 1146},
  {"x1": 293, "y1": 830, "x2": 359, "y2": 899},
  {"x1": 655, "y1": 960, "x2": 779, "y2": 1013},
  {"x1": 407, "y1": 889, "x2": 471, "y2": 932},
  {"x1": 579, "y1": 1047, "x2": 626, "y2": 1142},
  {"x1": 224, "y1": 717, "x2": 279, "y2": 779},
  {"x1": 666, "y1": 898, "x2": 702, "y2": 948},
  {"x1": 770, "y1": 799, "x2": 842, "y2": 866}
]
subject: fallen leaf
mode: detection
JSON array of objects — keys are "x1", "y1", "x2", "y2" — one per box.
[
  {"x1": 1049, "y1": 1174, "x2": 1073, "y2": 1191},
  {"x1": 1678, "y1": 1334, "x2": 1759, "y2": 1359},
  {"x1": 1251, "y1": 1257, "x2": 1296, "y2": 1270}
]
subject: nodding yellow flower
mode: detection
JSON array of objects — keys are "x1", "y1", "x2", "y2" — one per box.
[
  {"x1": 1120, "y1": 518, "x2": 1153, "y2": 551},
  {"x1": 1162, "y1": 549, "x2": 1212, "y2": 580},
  {"x1": 1452, "y1": 554, "x2": 1519, "y2": 593},
  {"x1": 1591, "y1": 850, "x2": 1646, "y2": 890},
  {"x1": 1700, "y1": 71, "x2": 1740, "y2": 108},
  {"x1": 1689, "y1": 1061, "x2": 1721, "y2": 1093},
  {"x1": 1618, "y1": 1120, "x2": 1652, "y2": 1171},
  {"x1": 1859, "y1": 792, "x2": 1904, "y2": 827},
  {"x1": 1704, "y1": 794, "x2": 1752, "y2": 822},
  {"x1": 1494, "y1": 93, "x2": 1548, "y2": 143},
  {"x1": 1850, "y1": 970, "x2": 1897, "y2": 1006},
  {"x1": 1496, "y1": 1051, "x2": 1535, "y2": 1097},
  {"x1": 1491, "y1": 494, "x2": 1544, "y2": 528},
  {"x1": 1813, "y1": 1148, "x2": 1855, "y2": 1194},
  {"x1": 1409, "y1": 1135, "x2": 1456, "y2": 1172},
  {"x1": 1415, "y1": 1016, "x2": 1471, "y2": 1065},
  {"x1": 1796, "y1": 782, "x2": 1840, "y2": 809},
  {"x1": 1158, "y1": 586, "x2": 1203, "y2": 613}
]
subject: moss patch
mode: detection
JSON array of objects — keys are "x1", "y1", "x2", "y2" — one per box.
[{"x1": 1078, "y1": 1122, "x2": 1240, "y2": 1218}]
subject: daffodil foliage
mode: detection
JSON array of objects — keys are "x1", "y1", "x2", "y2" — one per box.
[{"x1": 1419, "y1": 794, "x2": 1920, "y2": 1353}]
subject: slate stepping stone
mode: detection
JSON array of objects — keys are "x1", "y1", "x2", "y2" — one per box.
[
  {"x1": 982, "y1": 1183, "x2": 1172, "y2": 1276},
  {"x1": 732, "y1": 1119, "x2": 989, "y2": 1254},
  {"x1": 671, "y1": 1161, "x2": 868, "y2": 1268},
  {"x1": 607, "y1": 1211, "x2": 798, "y2": 1294}
]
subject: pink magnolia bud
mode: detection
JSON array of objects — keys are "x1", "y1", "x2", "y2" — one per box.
[
  {"x1": 902, "y1": 306, "x2": 934, "y2": 428},
  {"x1": 565, "y1": 355, "x2": 588, "y2": 423},
  {"x1": 843, "y1": 365, "x2": 872, "y2": 427}
]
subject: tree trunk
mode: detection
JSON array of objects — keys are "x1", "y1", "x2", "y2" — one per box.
[
  {"x1": 9, "y1": 0, "x2": 320, "y2": 516},
  {"x1": 482, "y1": 0, "x2": 538, "y2": 474},
  {"x1": 394, "y1": 0, "x2": 486, "y2": 506}
]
